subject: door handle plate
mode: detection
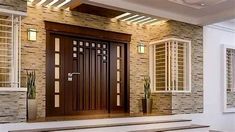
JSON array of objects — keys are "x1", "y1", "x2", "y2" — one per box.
[{"x1": 68, "y1": 72, "x2": 80, "y2": 81}]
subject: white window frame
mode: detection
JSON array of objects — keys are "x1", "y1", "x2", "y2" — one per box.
[
  {"x1": 222, "y1": 44, "x2": 235, "y2": 113},
  {"x1": 0, "y1": 13, "x2": 22, "y2": 89},
  {"x1": 149, "y1": 38, "x2": 191, "y2": 93}
]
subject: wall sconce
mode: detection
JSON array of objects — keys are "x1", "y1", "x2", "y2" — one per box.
[
  {"x1": 137, "y1": 41, "x2": 145, "y2": 54},
  {"x1": 27, "y1": 28, "x2": 37, "y2": 41}
]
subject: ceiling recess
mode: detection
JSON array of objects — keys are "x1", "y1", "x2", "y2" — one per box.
[
  {"x1": 168, "y1": 0, "x2": 227, "y2": 9},
  {"x1": 28, "y1": 0, "x2": 163, "y2": 26}
]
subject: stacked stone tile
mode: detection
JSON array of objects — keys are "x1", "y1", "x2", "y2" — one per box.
[
  {"x1": 0, "y1": 0, "x2": 26, "y2": 12},
  {"x1": 0, "y1": 92, "x2": 26, "y2": 123}
]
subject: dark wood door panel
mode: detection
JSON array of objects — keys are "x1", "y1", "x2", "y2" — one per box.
[
  {"x1": 110, "y1": 42, "x2": 127, "y2": 113},
  {"x1": 46, "y1": 34, "x2": 66, "y2": 116},
  {"x1": 46, "y1": 32, "x2": 129, "y2": 116},
  {"x1": 65, "y1": 39, "x2": 110, "y2": 115}
]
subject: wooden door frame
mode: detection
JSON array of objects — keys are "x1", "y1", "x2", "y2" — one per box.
[{"x1": 45, "y1": 21, "x2": 131, "y2": 116}]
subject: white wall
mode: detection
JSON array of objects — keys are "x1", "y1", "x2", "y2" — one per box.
[{"x1": 199, "y1": 26, "x2": 235, "y2": 131}]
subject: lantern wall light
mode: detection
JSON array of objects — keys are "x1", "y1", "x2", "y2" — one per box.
[
  {"x1": 27, "y1": 28, "x2": 37, "y2": 41},
  {"x1": 137, "y1": 41, "x2": 146, "y2": 54}
]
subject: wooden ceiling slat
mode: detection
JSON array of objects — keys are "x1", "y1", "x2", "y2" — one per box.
[
  {"x1": 41, "y1": 0, "x2": 53, "y2": 6},
  {"x1": 32, "y1": 0, "x2": 43, "y2": 4},
  {"x1": 52, "y1": 0, "x2": 65, "y2": 7}
]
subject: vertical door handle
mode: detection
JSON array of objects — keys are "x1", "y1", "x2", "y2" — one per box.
[{"x1": 68, "y1": 72, "x2": 80, "y2": 81}]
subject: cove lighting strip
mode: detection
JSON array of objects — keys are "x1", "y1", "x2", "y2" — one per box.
[
  {"x1": 114, "y1": 13, "x2": 161, "y2": 26},
  {"x1": 29, "y1": 0, "x2": 71, "y2": 8}
]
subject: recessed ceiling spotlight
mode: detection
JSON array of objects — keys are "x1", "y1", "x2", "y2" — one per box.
[{"x1": 200, "y1": 3, "x2": 205, "y2": 6}]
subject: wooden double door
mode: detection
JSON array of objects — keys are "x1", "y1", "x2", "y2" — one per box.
[{"x1": 46, "y1": 34, "x2": 128, "y2": 116}]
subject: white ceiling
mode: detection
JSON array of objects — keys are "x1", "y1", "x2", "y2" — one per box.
[
  {"x1": 214, "y1": 18, "x2": 235, "y2": 31},
  {"x1": 85, "y1": 0, "x2": 235, "y2": 25}
]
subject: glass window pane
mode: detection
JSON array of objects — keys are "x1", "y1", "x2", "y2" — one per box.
[
  {"x1": 92, "y1": 43, "x2": 95, "y2": 47},
  {"x1": 73, "y1": 40, "x2": 77, "y2": 45},
  {"x1": 79, "y1": 41, "x2": 83, "y2": 46},
  {"x1": 117, "y1": 95, "x2": 120, "y2": 106},
  {"x1": 55, "y1": 95, "x2": 60, "y2": 108},
  {"x1": 103, "y1": 56, "x2": 107, "y2": 60},
  {"x1": 80, "y1": 48, "x2": 83, "y2": 52},
  {"x1": 55, "y1": 81, "x2": 59, "y2": 93},
  {"x1": 117, "y1": 83, "x2": 120, "y2": 94},
  {"x1": 55, "y1": 53, "x2": 60, "y2": 65},
  {"x1": 55, "y1": 38, "x2": 60, "y2": 52},
  {"x1": 117, "y1": 59, "x2": 120, "y2": 70},
  {"x1": 73, "y1": 47, "x2": 77, "y2": 51},
  {"x1": 55, "y1": 67, "x2": 60, "y2": 79},
  {"x1": 117, "y1": 46, "x2": 120, "y2": 58},
  {"x1": 73, "y1": 53, "x2": 77, "y2": 58},
  {"x1": 117, "y1": 71, "x2": 120, "y2": 81}
]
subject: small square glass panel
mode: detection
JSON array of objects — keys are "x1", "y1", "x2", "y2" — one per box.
[
  {"x1": 92, "y1": 43, "x2": 95, "y2": 47},
  {"x1": 103, "y1": 56, "x2": 107, "y2": 60},
  {"x1": 73, "y1": 47, "x2": 77, "y2": 51},
  {"x1": 73, "y1": 41, "x2": 77, "y2": 45},
  {"x1": 73, "y1": 53, "x2": 77, "y2": 58},
  {"x1": 79, "y1": 41, "x2": 83, "y2": 46}
]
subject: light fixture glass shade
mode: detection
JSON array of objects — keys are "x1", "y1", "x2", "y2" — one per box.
[
  {"x1": 137, "y1": 43, "x2": 145, "y2": 54},
  {"x1": 28, "y1": 29, "x2": 37, "y2": 41}
]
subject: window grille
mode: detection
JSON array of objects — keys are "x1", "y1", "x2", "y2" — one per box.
[
  {"x1": 0, "y1": 14, "x2": 21, "y2": 88},
  {"x1": 226, "y1": 48, "x2": 235, "y2": 92},
  {"x1": 149, "y1": 38, "x2": 191, "y2": 92}
]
